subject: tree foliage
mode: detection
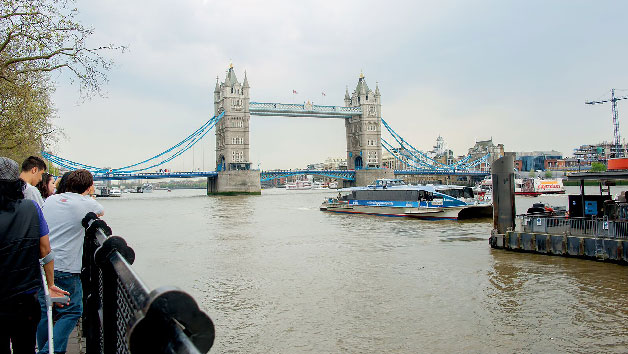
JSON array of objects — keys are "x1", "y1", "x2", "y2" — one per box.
[
  {"x1": 591, "y1": 162, "x2": 607, "y2": 172},
  {"x1": 0, "y1": 0, "x2": 122, "y2": 160},
  {"x1": 0, "y1": 71, "x2": 56, "y2": 161},
  {"x1": 0, "y1": 0, "x2": 122, "y2": 94}
]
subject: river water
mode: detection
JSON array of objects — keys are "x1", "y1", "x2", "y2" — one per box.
[{"x1": 97, "y1": 186, "x2": 628, "y2": 353}]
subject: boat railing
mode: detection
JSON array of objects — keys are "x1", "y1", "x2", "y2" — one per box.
[
  {"x1": 517, "y1": 215, "x2": 628, "y2": 239},
  {"x1": 81, "y1": 213, "x2": 214, "y2": 353}
]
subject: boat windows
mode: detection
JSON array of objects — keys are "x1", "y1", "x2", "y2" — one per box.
[
  {"x1": 438, "y1": 188, "x2": 474, "y2": 199},
  {"x1": 418, "y1": 190, "x2": 433, "y2": 201}
]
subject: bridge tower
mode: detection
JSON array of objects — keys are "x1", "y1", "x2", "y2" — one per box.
[
  {"x1": 214, "y1": 64, "x2": 251, "y2": 171},
  {"x1": 208, "y1": 64, "x2": 261, "y2": 195},
  {"x1": 344, "y1": 73, "x2": 393, "y2": 185}
]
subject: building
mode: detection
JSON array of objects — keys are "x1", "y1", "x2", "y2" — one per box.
[
  {"x1": 428, "y1": 136, "x2": 455, "y2": 166},
  {"x1": 323, "y1": 157, "x2": 347, "y2": 170},
  {"x1": 467, "y1": 138, "x2": 505, "y2": 171},
  {"x1": 572, "y1": 142, "x2": 625, "y2": 162},
  {"x1": 515, "y1": 151, "x2": 562, "y2": 171}
]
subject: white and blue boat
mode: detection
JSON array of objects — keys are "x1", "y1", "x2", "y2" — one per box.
[{"x1": 320, "y1": 179, "x2": 492, "y2": 220}]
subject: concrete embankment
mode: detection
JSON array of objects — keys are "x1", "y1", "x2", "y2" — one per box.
[
  {"x1": 490, "y1": 231, "x2": 628, "y2": 263},
  {"x1": 489, "y1": 154, "x2": 628, "y2": 265}
]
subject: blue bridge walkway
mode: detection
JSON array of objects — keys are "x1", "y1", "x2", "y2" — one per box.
[{"x1": 92, "y1": 169, "x2": 489, "y2": 182}]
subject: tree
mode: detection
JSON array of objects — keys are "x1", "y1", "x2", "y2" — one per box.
[
  {"x1": 591, "y1": 162, "x2": 607, "y2": 172},
  {"x1": 0, "y1": 0, "x2": 123, "y2": 159},
  {"x1": 544, "y1": 170, "x2": 552, "y2": 178},
  {"x1": 0, "y1": 71, "x2": 57, "y2": 162},
  {"x1": 0, "y1": 0, "x2": 122, "y2": 95},
  {"x1": 528, "y1": 168, "x2": 535, "y2": 177}
]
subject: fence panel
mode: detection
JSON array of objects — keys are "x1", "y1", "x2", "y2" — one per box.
[{"x1": 81, "y1": 214, "x2": 215, "y2": 353}]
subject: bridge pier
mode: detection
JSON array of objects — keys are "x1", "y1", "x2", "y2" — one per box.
[
  {"x1": 207, "y1": 170, "x2": 261, "y2": 195},
  {"x1": 355, "y1": 168, "x2": 394, "y2": 186}
]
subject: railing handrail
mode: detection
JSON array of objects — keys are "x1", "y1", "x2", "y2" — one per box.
[
  {"x1": 516, "y1": 214, "x2": 628, "y2": 239},
  {"x1": 81, "y1": 214, "x2": 215, "y2": 353}
]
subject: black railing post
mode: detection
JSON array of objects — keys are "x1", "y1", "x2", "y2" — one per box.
[{"x1": 81, "y1": 214, "x2": 214, "y2": 353}]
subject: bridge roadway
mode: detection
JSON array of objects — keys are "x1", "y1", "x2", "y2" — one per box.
[{"x1": 93, "y1": 169, "x2": 489, "y2": 181}]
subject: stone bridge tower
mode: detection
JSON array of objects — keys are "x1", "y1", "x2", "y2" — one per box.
[
  {"x1": 209, "y1": 65, "x2": 260, "y2": 195},
  {"x1": 214, "y1": 64, "x2": 251, "y2": 171},
  {"x1": 344, "y1": 73, "x2": 383, "y2": 170}
]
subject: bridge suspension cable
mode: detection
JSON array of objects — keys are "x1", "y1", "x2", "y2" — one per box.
[
  {"x1": 43, "y1": 112, "x2": 224, "y2": 175},
  {"x1": 380, "y1": 118, "x2": 489, "y2": 172}
]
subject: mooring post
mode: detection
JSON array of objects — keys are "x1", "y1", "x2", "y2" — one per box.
[{"x1": 492, "y1": 152, "x2": 515, "y2": 234}]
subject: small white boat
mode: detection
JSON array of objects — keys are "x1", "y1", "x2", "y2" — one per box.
[
  {"x1": 312, "y1": 181, "x2": 328, "y2": 189},
  {"x1": 286, "y1": 180, "x2": 312, "y2": 190}
]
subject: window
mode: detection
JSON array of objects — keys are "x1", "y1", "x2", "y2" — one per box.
[
  {"x1": 232, "y1": 151, "x2": 244, "y2": 162},
  {"x1": 367, "y1": 150, "x2": 378, "y2": 164},
  {"x1": 231, "y1": 137, "x2": 244, "y2": 145}
]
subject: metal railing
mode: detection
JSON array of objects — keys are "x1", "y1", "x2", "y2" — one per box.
[
  {"x1": 517, "y1": 215, "x2": 628, "y2": 239},
  {"x1": 81, "y1": 214, "x2": 215, "y2": 353}
]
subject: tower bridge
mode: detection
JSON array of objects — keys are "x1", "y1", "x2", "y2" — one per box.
[
  {"x1": 43, "y1": 64, "x2": 491, "y2": 194},
  {"x1": 211, "y1": 66, "x2": 390, "y2": 193}
]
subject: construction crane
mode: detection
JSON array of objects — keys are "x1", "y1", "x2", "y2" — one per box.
[{"x1": 586, "y1": 89, "x2": 628, "y2": 158}]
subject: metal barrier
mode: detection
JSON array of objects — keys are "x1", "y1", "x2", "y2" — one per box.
[
  {"x1": 518, "y1": 215, "x2": 628, "y2": 239},
  {"x1": 81, "y1": 214, "x2": 215, "y2": 353}
]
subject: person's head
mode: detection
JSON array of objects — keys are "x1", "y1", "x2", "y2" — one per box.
[
  {"x1": 55, "y1": 172, "x2": 71, "y2": 194},
  {"x1": 65, "y1": 169, "x2": 94, "y2": 195},
  {"x1": 20, "y1": 156, "x2": 47, "y2": 185},
  {"x1": 0, "y1": 157, "x2": 26, "y2": 210},
  {"x1": 36, "y1": 172, "x2": 55, "y2": 199}
]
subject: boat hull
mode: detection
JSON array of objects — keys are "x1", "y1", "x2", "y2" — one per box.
[{"x1": 320, "y1": 203, "x2": 492, "y2": 220}]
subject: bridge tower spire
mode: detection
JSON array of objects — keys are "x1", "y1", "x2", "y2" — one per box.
[{"x1": 344, "y1": 73, "x2": 383, "y2": 170}]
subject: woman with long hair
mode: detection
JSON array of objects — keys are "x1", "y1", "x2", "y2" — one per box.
[{"x1": 35, "y1": 173, "x2": 55, "y2": 199}]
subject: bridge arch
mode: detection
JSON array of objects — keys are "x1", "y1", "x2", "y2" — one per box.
[{"x1": 354, "y1": 156, "x2": 363, "y2": 170}]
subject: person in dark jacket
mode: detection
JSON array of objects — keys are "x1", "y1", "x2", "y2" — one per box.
[{"x1": 0, "y1": 157, "x2": 68, "y2": 354}]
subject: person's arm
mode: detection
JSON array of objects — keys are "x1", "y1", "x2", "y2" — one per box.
[{"x1": 39, "y1": 235, "x2": 70, "y2": 302}]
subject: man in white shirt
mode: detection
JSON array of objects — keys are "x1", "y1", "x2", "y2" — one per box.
[
  {"x1": 19, "y1": 156, "x2": 46, "y2": 207},
  {"x1": 36, "y1": 169, "x2": 104, "y2": 353}
]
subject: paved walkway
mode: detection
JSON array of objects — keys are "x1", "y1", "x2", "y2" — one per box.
[{"x1": 65, "y1": 326, "x2": 84, "y2": 354}]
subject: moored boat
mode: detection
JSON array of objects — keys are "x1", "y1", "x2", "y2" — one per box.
[
  {"x1": 286, "y1": 180, "x2": 312, "y2": 190},
  {"x1": 515, "y1": 177, "x2": 564, "y2": 196},
  {"x1": 320, "y1": 179, "x2": 492, "y2": 220}
]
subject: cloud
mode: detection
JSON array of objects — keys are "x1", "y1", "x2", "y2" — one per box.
[{"x1": 49, "y1": 0, "x2": 628, "y2": 170}]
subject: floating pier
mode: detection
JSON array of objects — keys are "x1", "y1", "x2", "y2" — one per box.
[{"x1": 489, "y1": 155, "x2": 628, "y2": 264}]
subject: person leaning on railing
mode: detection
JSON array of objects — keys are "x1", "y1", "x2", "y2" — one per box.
[
  {"x1": 0, "y1": 157, "x2": 69, "y2": 354},
  {"x1": 36, "y1": 169, "x2": 104, "y2": 354}
]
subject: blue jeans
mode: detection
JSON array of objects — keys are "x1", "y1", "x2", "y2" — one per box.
[{"x1": 36, "y1": 271, "x2": 82, "y2": 354}]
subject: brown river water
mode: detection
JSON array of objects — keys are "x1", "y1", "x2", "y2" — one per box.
[{"x1": 97, "y1": 186, "x2": 628, "y2": 353}]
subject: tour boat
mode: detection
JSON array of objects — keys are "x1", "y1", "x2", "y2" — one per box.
[
  {"x1": 320, "y1": 179, "x2": 492, "y2": 220},
  {"x1": 312, "y1": 181, "x2": 327, "y2": 189},
  {"x1": 286, "y1": 180, "x2": 312, "y2": 190},
  {"x1": 515, "y1": 178, "x2": 564, "y2": 196}
]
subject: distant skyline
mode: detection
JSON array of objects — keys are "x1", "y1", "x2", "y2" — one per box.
[{"x1": 50, "y1": 0, "x2": 628, "y2": 171}]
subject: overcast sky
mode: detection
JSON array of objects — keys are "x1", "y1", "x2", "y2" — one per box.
[{"x1": 50, "y1": 0, "x2": 628, "y2": 171}]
